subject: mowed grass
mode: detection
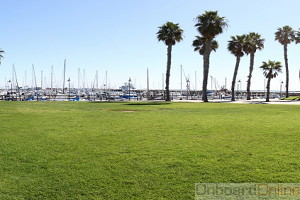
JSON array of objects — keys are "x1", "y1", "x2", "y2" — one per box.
[{"x1": 0, "y1": 101, "x2": 299, "y2": 199}]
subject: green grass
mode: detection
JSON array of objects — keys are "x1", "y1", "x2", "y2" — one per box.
[{"x1": 0, "y1": 101, "x2": 299, "y2": 199}]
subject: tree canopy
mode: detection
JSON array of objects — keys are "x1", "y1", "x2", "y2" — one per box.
[
  {"x1": 157, "y1": 22, "x2": 183, "y2": 46},
  {"x1": 0, "y1": 49, "x2": 4, "y2": 65},
  {"x1": 195, "y1": 11, "x2": 228, "y2": 41},
  {"x1": 260, "y1": 60, "x2": 282, "y2": 79}
]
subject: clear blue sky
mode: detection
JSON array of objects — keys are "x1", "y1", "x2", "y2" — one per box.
[{"x1": 1, "y1": 0, "x2": 300, "y2": 91}]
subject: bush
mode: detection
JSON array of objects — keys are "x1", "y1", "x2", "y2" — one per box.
[{"x1": 282, "y1": 96, "x2": 300, "y2": 100}]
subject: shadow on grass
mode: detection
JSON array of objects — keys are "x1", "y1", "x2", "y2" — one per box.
[
  {"x1": 87, "y1": 101, "x2": 171, "y2": 105},
  {"x1": 209, "y1": 100, "x2": 269, "y2": 104},
  {"x1": 89, "y1": 101, "x2": 123, "y2": 104},
  {"x1": 125, "y1": 101, "x2": 171, "y2": 106}
]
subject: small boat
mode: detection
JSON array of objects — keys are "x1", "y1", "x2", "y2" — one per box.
[{"x1": 120, "y1": 92, "x2": 137, "y2": 99}]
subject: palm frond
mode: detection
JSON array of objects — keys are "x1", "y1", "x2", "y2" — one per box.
[
  {"x1": 157, "y1": 22, "x2": 183, "y2": 46},
  {"x1": 192, "y1": 36, "x2": 218, "y2": 55},
  {"x1": 0, "y1": 49, "x2": 4, "y2": 65},
  {"x1": 295, "y1": 29, "x2": 300, "y2": 44},
  {"x1": 195, "y1": 11, "x2": 228, "y2": 40},
  {"x1": 244, "y1": 32, "x2": 265, "y2": 54},
  {"x1": 275, "y1": 25, "x2": 295, "y2": 45},
  {"x1": 260, "y1": 60, "x2": 282, "y2": 79},
  {"x1": 227, "y1": 34, "x2": 246, "y2": 57}
]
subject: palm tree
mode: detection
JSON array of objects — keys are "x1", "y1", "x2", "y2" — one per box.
[
  {"x1": 260, "y1": 60, "x2": 282, "y2": 102},
  {"x1": 275, "y1": 25, "x2": 295, "y2": 98},
  {"x1": 192, "y1": 36, "x2": 219, "y2": 55},
  {"x1": 0, "y1": 49, "x2": 4, "y2": 65},
  {"x1": 193, "y1": 11, "x2": 227, "y2": 102},
  {"x1": 157, "y1": 22, "x2": 183, "y2": 101},
  {"x1": 228, "y1": 34, "x2": 247, "y2": 101},
  {"x1": 244, "y1": 33, "x2": 264, "y2": 100}
]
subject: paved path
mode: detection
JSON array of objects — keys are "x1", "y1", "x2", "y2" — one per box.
[{"x1": 173, "y1": 99, "x2": 300, "y2": 105}]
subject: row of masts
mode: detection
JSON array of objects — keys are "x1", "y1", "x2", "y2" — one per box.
[
  {"x1": 5, "y1": 60, "x2": 110, "y2": 93},
  {"x1": 5, "y1": 61, "x2": 226, "y2": 94}
]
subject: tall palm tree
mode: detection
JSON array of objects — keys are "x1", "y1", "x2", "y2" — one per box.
[
  {"x1": 275, "y1": 25, "x2": 295, "y2": 98},
  {"x1": 260, "y1": 60, "x2": 282, "y2": 102},
  {"x1": 0, "y1": 49, "x2": 4, "y2": 65},
  {"x1": 244, "y1": 33, "x2": 264, "y2": 100},
  {"x1": 193, "y1": 11, "x2": 227, "y2": 102},
  {"x1": 228, "y1": 34, "x2": 247, "y2": 101},
  {"x1": 157, "y1": 22, "x2": 183, "y2": 101}
]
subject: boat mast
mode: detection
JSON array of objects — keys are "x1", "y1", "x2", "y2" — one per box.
[
  {"x1": 63, "y1": 59, "x2": 66, "y2": 94},
  {"x1": 147, "y1": 68, "x2": 150, "y2": 100},
  {"x1": 96, "y1": 70, "x2": 98, "y2": 89},
  {"x1": 83, "y1": 69, "x2": 86, "y2": 89},
  {"x1": 51, "y1": 66, "x2": 53, "y2": 91},
  {"x1": 12, "y1": 65, "x2": 15, "y2": 90},
  {"x1": 5, "y1": 77, "x2": 7, "y2": 92},
  {"x1": 105, "y1": 70, "x2": 107, "y2": 91},
  {"x1": 32, "y1": 67, "x2": 34, "y2": 89},
  {"x1": 24, "y1": 70, "x2": 27, "y2": 89},
  {"x1": 78, "y1": 68, "x2": 80, "y2": 89},
  {"x1": 210, "y1": 75, "x2": 213, "y2": 91},
  {"x1": 32, "y1": 64, "x2": 38, "y2": 101},
  {"x1": 180, "y1": 65, "x2": 182, "y2": 95},
  {"x1": 13, "y1": 65, "x2": 21, "y2": 101},
  {"x1": 195, "y1": 71, "x2": 197, "y2": 91},
  {"x1": 41, "y1": 70, "x2": 43, "y2": 89}
]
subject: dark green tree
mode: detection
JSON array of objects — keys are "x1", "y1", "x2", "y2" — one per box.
[
  {"x1": 275, "y1": 26, "x2": 295, "y2": 98},
  {"x1": 228, "y1": 35, "x2": 247, "y2": 101},
  {"x1": 193, "y1": 11, "x2": 227, "y2": 102},
  {"x1": 244, "y1": 33, "x2": 265, "y2": 100},
  {"x1": 157, "y1": 22, "x2": 183, "y2": 101},
  {"x1": 260, "y1": 60, "x2": 282, "y2": 102}
]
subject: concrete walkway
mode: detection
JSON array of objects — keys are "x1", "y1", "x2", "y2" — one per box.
[{"x1": 173, "y1": 99, "x2": 300, "y2": 105}]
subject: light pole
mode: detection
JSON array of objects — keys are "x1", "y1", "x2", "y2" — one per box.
[
  {"x1": 240, "y1": 79, "x2": 242, "y2": 98},
  {"x1": 280, "y1": 81, "x2": 283, "y2": 98},
  {"x1": 128, "y1": 77, "x2": 131, "y2": 101},
  {"x1": 238, "y1": 79, "x2": 241, "y2": 99},
  {"x1": 8, "y1": 80, "x2": 12, "y2": 101},
  {"x1": 67, "y1": 78, "x2": 71, "y2": 101},
  {"x1": 103, "y1": 84, "x2": 106, "y2": 100}
]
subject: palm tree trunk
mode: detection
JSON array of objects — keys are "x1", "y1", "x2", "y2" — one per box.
[
  {"x1": 266, "y1": 77, "x2": 271, "y2": 102},
  {"x1": 202, "y1": 40, "x2": 212, "y2": 102},
  {"x1": 246, "y1": 53, "x2": 254, "y2": 100},
  {"x1": 284, "y1": 44, "x2": 289, "y2": 98},
  {"x1": 231, "y1": 56, "x2": 241, "y2": 101},
  {"x1": 165, "y1": 44, "x2": 172, "y2": 101}
]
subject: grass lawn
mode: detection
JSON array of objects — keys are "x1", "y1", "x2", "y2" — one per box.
[{"x1": 0, "y1": 101, "x2": 299, "y2": 199}]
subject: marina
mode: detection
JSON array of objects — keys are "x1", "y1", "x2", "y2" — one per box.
[
  {"x1": 1, "y1": 61, "x2": 297, "y2": 102},
  {"x1": 1, "y1": 86, "x2": 298, "y2": 102}
]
